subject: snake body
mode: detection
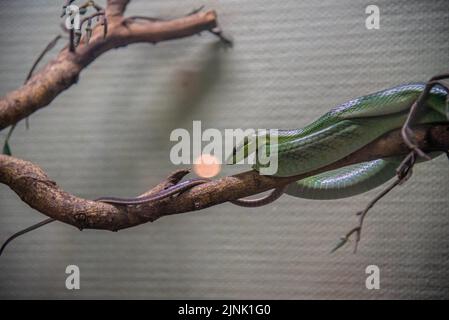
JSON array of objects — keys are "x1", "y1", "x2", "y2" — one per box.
[
  {"x1": 2, "y1": 83, "x2": 448, "y2": 256},
  {"x1": 233, "y1": 83, "x2": 448, "y2": 200},
  {"x1": 94, "y1": 178, "x2": 210, "y2": 205}
]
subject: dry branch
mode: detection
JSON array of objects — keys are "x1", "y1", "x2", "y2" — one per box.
[
  {"x1": 0, "y1": 0, "x2": 221, "y2": 130},
  {"x1": 1, "y1": 124, "x2": 448, "y2": 231},
  {"x1": 0, "y1": 1, "x2": 449, "y2": 236}
]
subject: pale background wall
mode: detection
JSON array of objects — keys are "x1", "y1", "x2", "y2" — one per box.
[{"x1": 0, "y1": 0, "x2": 448, "y2": 299}]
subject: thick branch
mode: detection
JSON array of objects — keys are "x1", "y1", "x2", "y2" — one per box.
[
  {"x1": 0, "y1": 7, "x2": 219, "y2": 130},
  {"x1": 1, "y1": 124, "x2": 448, "y2": 231}
]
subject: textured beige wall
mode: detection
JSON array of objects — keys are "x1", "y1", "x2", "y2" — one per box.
[{"x1": 0, "y1": 0, "x2": 448, "y2": 299}]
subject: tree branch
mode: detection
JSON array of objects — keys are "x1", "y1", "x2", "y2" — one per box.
[
  {"x1": 106, "y1": 0, "x2": 130, "y2": 18},
  {"x1": 0, "y1": 3, "x2": 221, "y2": 130},
  {"x1": 1, "y1": 124, "x2": 448, "y2": 232}
]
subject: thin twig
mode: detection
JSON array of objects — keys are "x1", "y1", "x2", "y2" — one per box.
[
  {"x1": 80, "y1": 11, "x2": 106, "y2": 29},
  {"x1": 0, "y1": 218, "x2": 54, "y2": 256},
  {"x1": 331, "y1": 75, "x2": 449, "y2": 253},
  {"x1": 0, "y1": 168, "x2": 192, "y2": 256},
  {"x1": 79, "y1": 0, "x2": 104, "y2": 12},
  {"x1": 69, "y1": 28, "x2": 75, "y2": 52},
  {"x1": 401, "y1": 74, "x2": 449, "y2": 159},
  {"x1": 3, "y1": 33, "x2": 63, "y2": 154},
  {"x1": 61, "y1": 0, "x2": 76, "y2": 18},
  {"x1": 208, "y1": 27, "x2": 233, "y2": 48},
  {"x1": 331, "y1": 152, "x2": 416, "y2": 254},
  {"x1": 103, "y1": 16, "x2": 108, "y2": 38},
  {"x1": 2, "y1": 124, "x2": 16, "y2": 155},
  {"x1": 25, "y1": 35, "x2": 62, "y2": 83}
]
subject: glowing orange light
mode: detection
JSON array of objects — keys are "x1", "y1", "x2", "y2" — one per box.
[{"x1": 193, "y1": 154, "x2": 221, "y2": 178}]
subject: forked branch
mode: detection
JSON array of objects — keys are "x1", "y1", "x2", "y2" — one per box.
[
  {"x1": 0, "y1": 1, "x2": 226, "y2": 130},
  {"x1": 1, "y1": 124, "x2": 448, "y2": 232}
]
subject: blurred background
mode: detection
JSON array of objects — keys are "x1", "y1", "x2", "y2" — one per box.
[{"x1": 0, "y1": 0, "x2": 448, "y2": 299}]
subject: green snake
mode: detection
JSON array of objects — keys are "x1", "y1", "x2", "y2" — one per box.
[
  {"x1": 1, "y1": 82, "x2": 448, "y2": 255},
  {"x1": 231, "y1": 82, "x2": 448, "y2": 204}
]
